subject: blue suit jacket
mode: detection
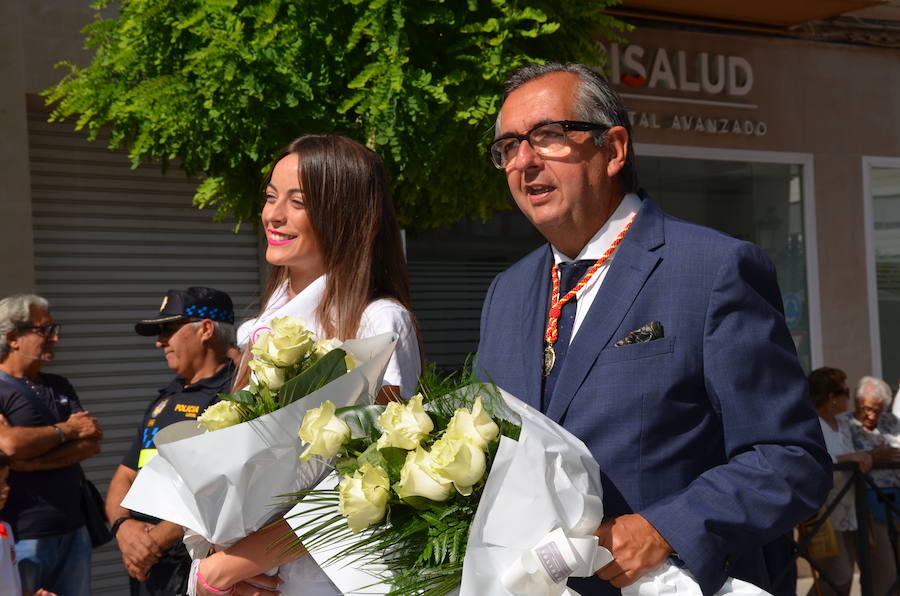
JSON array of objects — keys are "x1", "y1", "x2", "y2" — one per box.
[{"x1": 476, "y1": 197, "x2": 830, "y2": 595}]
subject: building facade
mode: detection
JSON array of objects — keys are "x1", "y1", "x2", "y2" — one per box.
[{"x1": 2, "y1": 1, "x2": 900, "y2": 592}]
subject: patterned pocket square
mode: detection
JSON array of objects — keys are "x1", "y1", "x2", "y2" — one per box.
[{"x1": 615, "y1": 321, "x2": 664, "y2": 346}]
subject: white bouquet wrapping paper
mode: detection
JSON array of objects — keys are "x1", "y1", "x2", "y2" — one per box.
[
  {"x1": 284, "y1": 473, "x2": 391, "y2": 595},
  {"x1": 282, "y1": 384, "x2": 770, "y2": 596},
  {"x1": 461, "y1": 389, "x2": 771, "y2": 596},
  {"x1": 121, "y1": 332, "x2": 398, "y2": 547}
]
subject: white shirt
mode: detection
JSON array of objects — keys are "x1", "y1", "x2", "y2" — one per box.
[
  {"x1": 818, "y1": 415, "x2": 858, "y2": 531},
  {"x1": 550, "y1": 193, "x2": 642, "y2": 342},
  {"x1": 237, "y1": 276, "x2": 421, "y2": 398}
]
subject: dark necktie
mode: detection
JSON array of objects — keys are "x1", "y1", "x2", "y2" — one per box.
[{"x1": 542, "y1": 259, "x2": 594, "y2": 411}]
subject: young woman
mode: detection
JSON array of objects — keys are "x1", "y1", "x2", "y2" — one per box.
[{"x1": 192, "y1": 135, "x2": 422, "y2": 595}]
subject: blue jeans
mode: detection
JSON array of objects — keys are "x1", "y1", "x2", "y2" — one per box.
[{"x1": 15, "y1": 525, "x2": 91, "y2": 596}]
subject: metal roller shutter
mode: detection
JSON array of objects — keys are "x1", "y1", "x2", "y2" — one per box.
[
  {"x1": 28, "y1": 113, "x2": 262, "y2": 594},
  {"x1": 408, "y1": 262, "x2": 504, "y2": 371}
]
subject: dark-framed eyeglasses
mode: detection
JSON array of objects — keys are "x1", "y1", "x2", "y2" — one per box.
[
  {"x1": 860, "y1": 405, "x2": 885, "y2": 416},
  {"x1": 488, "y1": 120, "x2": 608, "y2": 169},
  {"x1": 17, "y1": 323, "x2": 61, "y2": 337}
]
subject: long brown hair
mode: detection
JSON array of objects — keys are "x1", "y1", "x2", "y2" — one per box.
[{"x1": 235, "y1": 134, "x2": 417, "y2": 388}]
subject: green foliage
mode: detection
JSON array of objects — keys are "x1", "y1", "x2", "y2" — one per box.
[
  {"x1": 279, "y1": 348, "x2": 348, "y2": 405},
  {"x1": 421, "y1": 360, "x2": 522, "y2": 440},
  {"x1": 336, "y1": 404, "x2": 383, "y2": 441},
  {"x1": 45, "y1": 0, "x2": 628, "y2": 229},
  {"x1": 219, "y1": 347, "x2": 347, "y2": 420}
]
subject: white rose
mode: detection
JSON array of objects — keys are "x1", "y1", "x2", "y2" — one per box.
[
  {"x1": 248, "y1": 357, "x2": 286, "y2": 390},
  {"x1": 444, "y1": 397, "x2": 500, "y2": 450},
  {"x1": 197, "y1": 401, "x2": 243, "y2": 432},
  {"x1": 313, "y1": 338, "x2": 338, "y2": 358},
  {"x1": 376, "y1": 394, "x2": 434, "y2": 450},
  {"x1": 395, "y1": 447, "x2": 453, "y2": 502},
  {"x1": 429, "y1": 436, "x2": 486, "y2": 496},
  {"x1": 298, "y1": 400, "x2": 351, "y2": 461},
  {"x1": 313, "y1": 337, "x2": 356, "y2": 371},
  {"x1": 250, "y1": 331, "x2": 277, "y2": 362},
  {"x1": 251, "y1": 316, "x2": 314, "y2": 366},
  {"x1": 338, "y1": 463, "x2": 390, "y2": 533}
]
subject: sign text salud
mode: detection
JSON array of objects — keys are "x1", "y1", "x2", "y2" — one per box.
[{"x1": 602, "y1": 43, "x2": 767, "y2": 137}]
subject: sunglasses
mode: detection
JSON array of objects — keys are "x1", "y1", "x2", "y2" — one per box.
[
  {"x1": 157, "y1": 319, "x2": 200, "y2": 339},
  {"x1": 17, "y1": 323, "x2": 61, "y2": 337}
]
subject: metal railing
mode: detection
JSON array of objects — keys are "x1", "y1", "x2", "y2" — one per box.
[{"x1": 776, "y1": 462, "x2": 900, "y2": 596}]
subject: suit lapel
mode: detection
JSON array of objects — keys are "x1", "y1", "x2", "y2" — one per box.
[
  {"x1": 545, "y1": 199, "x2": 666, "y2": 422},
  {"x1": 518, "y1": 247, "x2": 553, "y2": 410}
]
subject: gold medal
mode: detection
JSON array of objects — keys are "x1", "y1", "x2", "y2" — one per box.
[{"x1": 543, "y1": 344, "x2": 556, "y2": 377}]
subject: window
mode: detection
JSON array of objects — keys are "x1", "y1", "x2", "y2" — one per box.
[
  {"x1": 638, "y1": 154, "x2": 813, "y2": 370},
  {"x1": 868, "y1": 162, "x2": 900, "y2": 385}
]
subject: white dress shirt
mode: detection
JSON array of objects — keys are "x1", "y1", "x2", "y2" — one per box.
[{"x1": 550, "y1": 192, "x2": 642, "y2": 342}]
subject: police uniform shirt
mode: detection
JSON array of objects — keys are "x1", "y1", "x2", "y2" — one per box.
[{"x1": 122, "y1": 362, "x2": 235, "y2": 472}]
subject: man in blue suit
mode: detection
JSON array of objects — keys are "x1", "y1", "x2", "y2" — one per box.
[{"x1": 476, "y1": 62, "x2": 830, "y2": 595}]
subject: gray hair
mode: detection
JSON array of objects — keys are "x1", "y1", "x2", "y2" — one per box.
[
  {"x1": 0, "y1": 294, "x2": 50, "y2": 359},
  {"x1": 856, "y1": 375, "x2": 893, "y2": 407},
  {"x1": 495, "y1": 62, "x2": 639, "y2": 193},
  {"x1": 193, "y1": 320, "x2": 237, "y2": 351}
]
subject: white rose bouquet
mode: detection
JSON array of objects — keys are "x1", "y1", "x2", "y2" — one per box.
[
  {"x1": 281, "y1": 374, "x2": 521, "y2": 595},
  {"x1": 121, "y1": 331, "x2": 398, "y2": 548},
  {"x1": 197, "y1": 316, "x2": 357, "y2": 430},
  {"x1": 282, "y1": 373, "x2": 771, "y2": 596}
]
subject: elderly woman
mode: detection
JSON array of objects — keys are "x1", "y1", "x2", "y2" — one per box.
[
  {"x1": 848, "y1": 375, "x2": 900, "y2": 596},
  {"x1": 807, "y1": 367, "x2": 873, "y2": 596},
  {"x1": 0, "y1": 294, "x2": 103, "y2": 595}
]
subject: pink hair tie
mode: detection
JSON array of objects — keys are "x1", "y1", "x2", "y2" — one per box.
[{"x1": 196, "y1": 568, "x2": 235, "y2": 595}]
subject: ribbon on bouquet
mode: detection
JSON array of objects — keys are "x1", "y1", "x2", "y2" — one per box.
[
  {"x1": 501, "y1": 527, "x2": 613, "y2": 595},
  {"x1": 501, "y1": 478, "x2": 612, "y2": 595}
]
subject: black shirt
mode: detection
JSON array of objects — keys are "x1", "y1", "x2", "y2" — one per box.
[
  {"x1": 122, "y1": 363, "x2": 235, "y2": 471},
  {"x1": 0, "y1": 373, "x2": 86, "y2": 539}
]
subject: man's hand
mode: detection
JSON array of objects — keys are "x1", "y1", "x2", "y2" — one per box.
[
  {"x1": 115, "y1": 519, "x2": 163, "y2": 581},
  {"x1": 58, "y1": 411, "x2": 102, "y2": 440},
  {"x1": 147, "y1": 520, "x2": 185, "y2": 552},
  {"x1": 594, "y1": 514, "x2": 672, "y2": 588}
]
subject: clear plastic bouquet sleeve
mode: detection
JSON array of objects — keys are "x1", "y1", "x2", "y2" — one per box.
[{"x1": 121, "y1": 332, "x2": 398, "y2": 547}]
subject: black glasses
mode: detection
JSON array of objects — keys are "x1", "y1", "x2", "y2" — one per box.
[
  {"x1": 488, "y1": 120, "x2": 608, "y2": 169},
  {"x1": 17, "y1": 323, "x2": 61, "y2": 337}
]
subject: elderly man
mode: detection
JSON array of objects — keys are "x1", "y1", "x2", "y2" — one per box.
[
  {"x1": 105, "y1": 287, "x2": 236, "y2": 596},
  {"x1": 0, "y1": 294, "x2": 102, "y2": 595},
  {"x1": 476, "y1": 63, "x2": 831, "y2": 595}
]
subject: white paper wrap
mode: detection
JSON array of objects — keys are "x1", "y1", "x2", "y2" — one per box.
[
  {"x1": 275, "y1": 383, "x2": 770, "y2": 596},
  {"x1": 284, "y1": 474, "x2": 390, "y2": 595},
  {"x1": 121, "y1": 332, "x2": 397, "y2": 547},
  {"x1": 460, "y1": 388, "x2": 610, "y2": 596},
  {"x1": 461, "y1": 389, "x2": 771, "y2": 596}
]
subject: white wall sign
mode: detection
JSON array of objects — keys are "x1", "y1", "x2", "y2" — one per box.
[
  {"x1": 605, "y1": 43, "x2": 754, "y2": 97},
  {"x1": 601, "y1": 42, "x2": 765, "y2": 137},
  {"x1": 629, "y1": 111, "x2": 767, "y2": 137}
]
